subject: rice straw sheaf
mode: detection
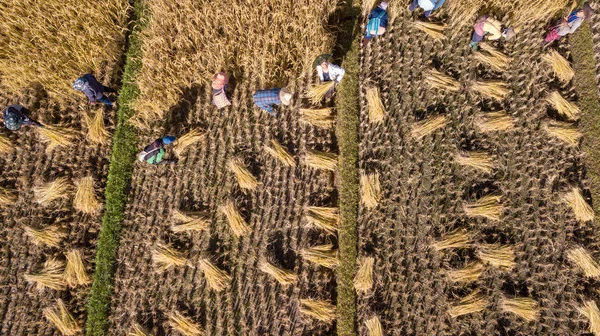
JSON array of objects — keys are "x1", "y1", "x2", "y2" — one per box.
[
  {"x1": 563, "y1": 187, "x2": 594, "y2": 222},
  {"x1": 227, "y1": 157, "x2": 259, "y2": 191},
  {"x1": 219, "y1": 200, "x2": 251, "y2": 237},
  {"x1": 471, "y1": 81, "x2": 510, "y2": 101},
  {"x1": 411, "y1": 115, "x2": 448, "y2": 139},
  {"x1": 305, "y1": 149, "x2": 338, "y2": 171},
  {"x1": 171, "y1": 209, "x2": 209, "y2": 233},
  {"x1": 64, "y1": 249, "x2": 90, "y2": 287},
  {"x1": 500, "y1": 297, "x2": 540, "y2": 321},
  {"x1": 414, "y1": 21, "x2": 447, "y2": 40},
  {"x1": 306, "y1": 81, "x2": 335, "y2": 105},
  {"x1": 463, "y1": 194, "x2": 502, "y2": 221},
  {"x1": 360, "y1": 172, "x2": 381, "y2": 208},
  {"x1": 258, "y1": 258, "x2": 297, "y2": 286},
  {"x1": 425, "y1": 69, "x2": 461, "y2": 92},
  {"x1": 567, "y1": 247, "x2": 600, "y2": 278},
  {"x1": 43, "y1": 299, "x2": 81, "y2": 336},
  {"x1": 73, "y1": 176, "x2": 101, "y2": 214},
  {"x1": 0, "y1": 135, "x2": 12, "y2": 154},
  {"x1": 0, "y1": 186, "x2": 17, "y2": 205},
  {"x1": 198, "y1": 258, "x2": 231, "y2": 291},
  {"x1": 544, "y1": 121, "x2": 582, "y2": 146},
  {"x1": 542, "y1": 49, "x2": 574, "y2": 83},
  {"x1": 167, "y1": 310, "x2": 204, "y2": 336},
  {"x1": 365, "y1": 316, "x2": 383, "y2": 336},
  {"x1": 455, "y1": 151, "x2": 494, "y2": 174},
  {"x1": 578, "y1": 300, "x2": 600, "y2": 336},
  {"x1": 152, "y1": 243, "x2": 190, "y2": 271},
  {"x1": 301, "y1": 244, "x2": 339, "y2": 268},
  {"x1": 37, "y1": 125, "x2": 77, "y2": 153},
  {"x1": 366, "y1": 87, "x2": 386, "y2": 122},
  {"x1": 448, "y1": 290, "x2": 488, "y2": 317},
  {"x1": 83, "y1": 109, "x2": 109, "y2": 145},
  {"x1": 447, "y1": 262, "x2": 484, "y2": 283},
  {"x1": 477, "y1": 244, "x2": 516, "y2": 270},
  {"x1": 24, "y1": 258, "x2": 66, "y2": 291},
  {"x1": 431, "y1": 228, "x2": 471, "y2": 251},
  {"x1": 475, "y1": 111, "x2": 516, "y2": 132},
  {"x1": 34, "y1": 176, "x2": 72, "y2": 205},
  {"x1": 476, "y1": 43, "x2": 511, "y2": 71},
  {"x1": 299, "y1": 108, "x2": 335, "y2": 128},
  {"x1": 24, "y1": 225, "x2": 65, "y2": 247},
  {"x1": 354, "y1": 256, "x2": 374, "y2": 292},
  {"x1": 128, "y1": 323, "x2": 151, "y2": 336},
  {"x1": 299, "y1": 299, "x2": 336, "y2": 322},
  {"x1": 306, "y1": 206, "x2": 339, "y2": 233},
  {"x1": 173, "y1": 128, "x2": 204, "y2": 156},
  {"x1": 546, "y1": 91, "x2": 580, "y2": 120},
  {"x1": 264, "y1": 139, "x2": 296, "y2": 166}
]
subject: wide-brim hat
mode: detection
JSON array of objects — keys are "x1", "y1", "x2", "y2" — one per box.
[
  {"x1": 279, "y1": 87, "x2": 293, "y2": 106},
  {"x1": 312, "y1": 54, "x2": 332, "y2": 68}
]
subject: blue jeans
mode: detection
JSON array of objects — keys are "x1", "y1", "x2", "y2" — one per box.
[{"x1": 98, "y1": 95, "x2": 113, "y2": 106}]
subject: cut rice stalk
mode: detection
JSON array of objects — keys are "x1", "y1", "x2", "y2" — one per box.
[
  {"x1": 73, "y1": 176, "x2": 101, "y2": 214},
  {"x1": 414, "y1": 21, "x2": 447, "y2": 40},
  {"x1": 306, "y1": 81, "x2": 335, "y2": 105},
  {"x1": 449, "y1": 290, "x2": 488, "y2": 317},
  {"x1": 425, "y1": 69, "x2": 461, "y2": 92},
  {"x1": 546, "y1": 91, "x2": 580, "y2": 120},
  {"x1": 299, "y1": 108, "x2": 335, "y2": 128},
  {"x1": 167, "y1": 310, "x2": 204, "y2": 336},
  {"x1": 0, "y1": 135, "x2": 12, "y2": 154},
  {"x1": 411, "y1": 115, "x2": 448, "y2": 139},
  {"x1": 37, "y1": 125, "x2": 77, "y2": 153},
  {"x1": 542, "y1": 49, "x2": 574, "y2": 83},
  {"x1": 258, "y1": 258, "x2": 297, "y2": 286},
  {"x1": 463, "y1": 194, "x2": 502, "y2": 221},
  {"x1": 43, "y1": 299, "x2": 81, "y2": 336},
  {"x1": 34, "y1": 176, "x2": 72, "y2": 205},
  {"x1": 0, "y1": 186, "x2": 17, "y2": 205},
  {"x1": 152, "y1": 243, "x2": 190, "y2": 271},
  {"x1": 500, "y1": 297, "x2": 540, "y2": 321},
  {"x1": 563, "y1": 187, "x2": 594, "y2": 222},
  {"x1": 83, "y1": 109, "x2": 109, "y2": 145},
  {"x1": 306, "y1": 206, "x2": 339, "y2": 233},
  {"x1": 24, "y1": 225, "x2": 65, "y2": 247},
  {"x1": 128, "y1": 323, "x2": 150, "y2": 336},
  {"x1": 578, "y1": 300, "x2": 600, "y2": 336},
  {"x1": 447, "y1": 262, "x2": 484, "y2": 283},
  {"x1": 173, "y1": 128, "x2": 204, "y2": 156},
  {"x1": 478, "y1": 43, "x2": 511, "y2": 69},
  {"x1": 24, "y1": 258, "x2": 66, "y2": 291},
  {"x1": 219, "y1": 200, "x2": 251, "y2": 237},
  {"x1": 475, "y1": 111, "x2": 516, "y2": 132},
  {"x1": 360, "y1": 172, "x2": 381, "y2": 208},
  {"x1": 354, "y1": 256, "x2": 374, "y2": 292},
  {"x1": 64, "y1": 249, "x2": 90, "y2": 287},
  {"x1": 455, "y1": 151, "x2": 494, "y2": 173},
  {"x1": 471, "y1": 81, "x2": 510, "y2": 101},
  {"x1": 171, "y1": 209, "x2": 209, "y2": 233},
  {"x1": 305, "y1": 149, "x2": 338, "y2": 171},
  {"x1": 366, "y1": 87, "x2": 386, "y2": 122},
  {"x1": 264, "y1": 139, "x2": 296, "y2": 166},
  {"x1": 365, "y1": 316, "x2": 383, "y2": 336},
  {"x1": 301, "y1": 244, "x2": 339, "y2": 268},
  {"x1": 227, "y1": 157, "x2": 259, "y2": 190},
  {"x1": 431, "y1": 228, "x2": 471, "y2": 251},
  {"x1": 198, "y1": 258, "x2": 231, "y2": 291},
  {"x1": 300, "y1": 299, "x2": 336, "y2": 322},
  {"x1": 544, "y1": 121, "x2": 582, "y2": 146},
  {"x1": 477, "y1": 244, "x2": 516, "y2": 270},
  {"x1": 567, "y1": 247, "x2": 600, "y2": 278}
]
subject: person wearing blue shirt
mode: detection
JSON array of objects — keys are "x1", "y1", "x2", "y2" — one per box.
[
  {"x1": 409, "y1": 0, "x2": 446, "y2": 18},
  {"x1": 363, "y1": 1, "x2": 389, "y2": 47},
  {"x1": 252, "y1": 87, "x2": 293, "y2": 115}
]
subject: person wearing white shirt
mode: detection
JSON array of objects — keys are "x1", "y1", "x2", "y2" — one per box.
[{"x1": 314, "y1": 54, "x2": 345, "y2": 99}]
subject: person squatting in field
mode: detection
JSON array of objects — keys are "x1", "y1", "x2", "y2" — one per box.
[
  {"x1": 138, "y1": 136, "x2": 178, "y2": 165},
  {"x1": 545, "y1": 2, "x2": 593, "y2": 43},
  {"x1": 252, "y1": 87, "x2": 293, "y2": 115},
  {"x1": 363, "y1": 1, "x2": 389, "y2": 47},
  {"x1": 212, "y1": 72, "x2": 231, "y2": 109},
  {"x1": 3, "y1": 104, "x2": 43, "y2": 131},
  {"x1": 72, "y1": 74, "x2": 116, "y2": 108},
  {"x1": 409, "y1": 0, "x2": 446, "y2": 18},
  {"x1": 314, "y1": 54, "x2": 345, "y2": 99},
  {"x1": 469, "y1": 15, "x2": 515, "y2": 50}
]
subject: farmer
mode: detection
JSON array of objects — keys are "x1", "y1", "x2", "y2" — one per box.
[
  {"x1": 212, "y1": 72, "x2": 231, "y2": 109},
  {"x1": 138, "y1": 136, "x2": 178, "y2": 165},
  {"x1": 409, "y1": 0, "x2": 446, "y2": 18},
  {"x1": 545, "y1": 3, "x2": 593, "y2": 43},
  {"x1": 314, "y1": 54, "x2": 345, "y2": 99},
  {"x1": 72, "y1": 74, "x2": 116, "y2": 108},
  {"x1": 363, "y1": 1, "x2": 389, "y2": 47},
  {"x1": 3, "y1": 104, "x2": 43, "y2": 131},
  {"x1": 469, "y1": 15, "x2": 515, "y2": 50},
  {"x1": 252, "y1": 87, "x2": 293, "y2": 115}
]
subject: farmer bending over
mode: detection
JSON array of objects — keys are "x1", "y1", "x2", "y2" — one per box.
[
  {"x1": 409, "y1": 0, "x2": 446, "y2": 18},
  {"x1": 314, "y1": 54, "x2": 345, "y2": 99},
  {"x1": 469, "y1": 15, "x2": 515, "y2": 50},
  {"x1": 212, "y1": 72, "x2": 231, "y2": 109},
  {"x1": 545, "y1": 2, "x2": 593, "y2": 43},
  {"x1": 138, "y1": 136, "x2": 178, "y2": 165},
  {"x1": 363, "y1": 1, "x2": 389, "y2": 47},
  {"x1": 3, "y1": 104, "x2": 43, "y2": 131},
  {"x1": 252, "y1": 87, "x2": 293, "y2": 116},
  {"x1": 72, "y1": 74, "x2": 116, "y2": 108}
]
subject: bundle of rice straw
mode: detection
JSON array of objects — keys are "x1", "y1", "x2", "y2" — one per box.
[
  {"x1": 306, "y1": 81, "x2": 335, "y2": 105},
  {"x1": 414, "y1": 21, "x2": 447, "y2": 40},
  {"x1": 173, "y1": 128, "x2": 204, "y2": 156},
  {"x1": 37, "y1": 125, "x2": 77, "y2": 153}
]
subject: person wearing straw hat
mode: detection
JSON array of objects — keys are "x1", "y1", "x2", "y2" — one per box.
[
  {"x1": 363, "y1": 1, "x2": 389, "y2": 47},
  {"x1": 469, "y1": 15, "x2": 515, "y2": 51},
  {"x1": 314, "y1": 54, "x2": 345, "y2": 99},
  {"x1": 138, "y1": 136, "x2": 178, "y2": 165},
  {"x1": 72, "y1": 74, "x2": 116, "y2": 108},
  {"x1": 252, "y1": 87, "x2": 293, "y2": 115},
  {"x1": 545, "y1": 2, "x2": 593, "y2": 43},
  {"x1": 409, "y1": 0, "x2": 446, "y2": 18},
  {"x1": 212, "y1": 72, "x2": 231, "y2": 109},
  {"x1": 3, "y1": 104, "x2": 43, "y2": 131}
]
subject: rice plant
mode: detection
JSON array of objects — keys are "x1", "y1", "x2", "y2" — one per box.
[
  {"x1": 0, "y1": 186, "x2": 17, "y2": 205},
  {"x1": 411, "y1": 115, "x2": 448, "y2": 139},
  {"x1": 360, "y1": 172, "x2": 381, "y2": 209},
  {"x1": 542, "y1": 49, "x2": 574, "y2": 83},
  {"x1": 37, "y1": 125, "x2": 77, "y2": 153},
  {"x1": 219, "y1": 200, "x2": 251, "y2": 237},
  {"x1": 24, "y1": 225, "x2": 65, "y2": 247},
  {"x1": 299, "y1": 108, "x2": 335, "y2": 128},
  {"x1": 425, "y1": 69, "x2": 461, "y2": 92},
  {"x1": 171, "y1": 209, "x2": 209, "y2": 233},
  {"x1": 365, "y1": 316, "x2": 383, "y2": 336},
  {"x1": 306, "y1": 206, "x2": 339, "y2": 233},
  {"x1": 567, "y1": 247, "x2": 600, "y2": 278},
  {"x1": 448, "y1": 290, "x2": 488, "y2": 317},
  {"x1": 83, "y1": 109, "x2": 109, "y2": 145},
  {"x1": 24, "y1": 258, "x2": 66, "y2": 291},
  {"x1": 0, "y1": 135, "x2": 12, "y2": 154},
  {"x1": 578, "y1": 301, "x2": 600, "y2": 336},
  {"x1": 463, "y1": 194, "x2": 502, "y2": 221},
  {"x1": 563, "y1": 187, "x2": 594, "y2": 222},
  {"x1": 167, "y1": 310, "x2": 204, "y2": 336},
  {"x1": 198, "y1": 258, "x2": 230, "y2": 291},
  {"x1": 477, "y1": 244, "x2": 516, "y2": 270},
  {"x1": 304, "y1": 149, "x2": 338, "y2": 171},
  {"x1": 64, "y1": 249, "x2": 90, "y2": 287},
  {"x1": 300, "y1": 299, "x2": 336, "y2": 322},
  {"x1": 544, "y1": 121, "x2": 582, "y2": 146},
  {"x1": 471, "y1": 81, "x2": 510, "y2": 101},
  {"x1": 173, "y1": 128, "x2": 204, "y2": 156},
  {"x1": 353, "y1": 256, "x2": 374, "y2": 292},
  {"x1": 447, "y1": 262, "x2": 484, "y2": 283},
  {"x1": 455, "y1": 151, "x2": 494, "y2": 174},
  {"x1": 500, "y1": 297, "x2": 540, "y2": 321},
  {"x1": 74, "y1": 176, "x2": 101, "y2": 214},
  {"x1": 431, "y1": 229, "x2": 471, "y2": 251},
  {"x1": 301, "y1": 244, "x2": 339, "y2": 268},
  {"x1": 475, "y1": 111, "x2": 516, "y2": 132},
  {"x1": 258, "y1": 259, "x2": 297, "y2": 286},
  {"x1": 43, "y1": 299, "x2": 81, "y2": 336},
  {"x1": 414, "y1": 21, "x2": 447, "y2": 40},
  {"x1": 264, "y1": 139, "x2": 296, "y2": 166},
  {"x1": 546, "y1": 91, "x2": 580, "y2": 120},
  {"x1": 366, "y1": 87, "x2": 386, "y2": 122},
  {"x1": 128, "y1": 323, "x2": 150, "y2": 336},
  {"x1": 227, "y1": 158, "x2": 259, "y2": 191},
  {"x1": 306, "y1": 81, "x2": 335, "y2": 105},
  {"x1": 34, "y1": 177, "x2": 72, "y2": 205},
  {"x1": 152, "y1": 243, "x2": 190, "y2": 271}
]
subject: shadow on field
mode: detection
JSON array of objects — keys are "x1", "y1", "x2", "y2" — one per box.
[{"x1": 164, "y1": 84, "x2": 204, "y2": 135}]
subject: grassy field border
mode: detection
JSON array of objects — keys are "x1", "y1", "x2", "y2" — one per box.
[
  {"x1": 570, "y1": 16, "x2": 600, "y2": 217},
  {"x1": 84, "y1": 1, "x2": 145, "y2": 334}
]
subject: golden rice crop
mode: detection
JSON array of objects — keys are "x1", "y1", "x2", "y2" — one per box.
[
  {"x1": 509, "y1": 0, "x2": 570, "y2": 29},
  {"x1": 542, "y1": 49, "x2": 574, "y2": 82},
  {"x1": 167, "y1": 310, "x2": 204, "y2": 336},
  {"x1": 567, "y1": 247, "x2": 600, "y2": 278},
  {"x1": 563, "y1": 187, "x2": 595, "y2": 222},
  {"x1": 305, "y1": 149, "x2": 338, "y2": 171},
  {"x1": 128, "y1": 323, "x2": 150, "y2": 336},
  {"x1": 477, "y1": 244, "x2": 516, "y2": 270},
  {"x1": 354, "y1": 256, "x2": 374, "y2": 292},
  {"x1": 37, "y1": 125, "x2": 78, "y2": 153},
  {"x1": 360, "y1": 172, "x2": 381, "y2": 209},
  {"x1": 449, "y1": 290, "x2": 488, "y2": 317},
  {"x1": 445, "y1": 0, "x2": 481, "y2": 38},
  {"x1": 301, "y1": 244, "x2": 339, "y2": 268},
  {"x1": 306, "y1": 206, "x2": 339, "y2": 233},
  {"x1": 219, "y1": 200, "x2": 251, "y2": 237},
  {"x1": 64, "y1": 249, "x2": 90, "y2": 287},
  {"x1": 447, "y1": 262, "x2": 484, "y2": 283},
  {"x1": 361, "y1": 0, "x2": 378, "y2": 17},
  {"x1": 227, "y1": 158, "x2": 259, "y2": 191},
  {"x1": 43, "y1": 299, "x2": 81, "y2": 336},
  {"x1": 475, "y1": 111, "x2": 516, "y2": 132},
  {"x1": 152, "y1": 243, "x2": 190, "y2": 271},
  {"x1": 544, "y1": 121, "x2": 582, "y2": 146},
  {"x1": 500, "y1": 297, "x2": 540, "y2": 321},
  {"x1": 306, "y1": 81, "x2": 335, "y2": 105},
  {"x1": 24, "y1": 225, "x2": 65, "y2": 247},
  {"x1": 471, "y1": 81, "x2": 510, "y2": 101},
  {"x1": 578, "y1": 301, "x2": 600, "y2": 336},
  {"x1": 83, "y1": 109, "x2": 109, "y2": 145},
  {"x1": 411, "y1": 115, "x2": 448, "y2": 139},
  {"x1": 198, "y1": 258, "x2": 231, "y2": 291},
  {"x1": 463, "y1": 194, "x2": 502, "y2": 221},
  {"x1": 299, "y1": 108, "x2": 335, "y2": 128},
  {"x1": 258, "y1": 259, "x2": 297, "y2": 286},
  {"x1": 425, "y1": 69, "x2": 461, "y2": 92},
  {"x1": 300, "y1": 299, "x2": 336, "y2": 322},
  {"x1": 414, "y1": 21, "x2": 447, "y2": 40},
  {"x1": 366, "y1": 87, "x2": 386, "y2": 122},
  {"x1": 0, "y1": 186, "x2": 17, "y2": 205},
  {"x1": 455, "y1": 151, "x2": 494, "y2": 174},
  {"x1": 365, "y1": 316, "x2": 383, "y2": 336},
  {"x1": 171, "y1": 209, "x2": 209, "y2": 233},
  {"x1": 34, "y1": 176, "x2": 72, "y2": 205},
  {"x1": 173, "y1": 128, "x2": 204, "y2": 156},
  {"x1": 0, "y1": 135, "x2": 11, "y2": 154},
  {"x1": 546, "y1": 91, "x2": 580, "y2": 120},
  {"x1": 74, "y1": 176, "x2": 101, "y2": 214},
  {"x1": 431, "y1": 228, "x2": 471, "y2": 251},
  {"x1": 24, "y1": 258, "x2": 66, "y2": 291},
  {"x1": 265, "y1": 139, "x2": 296, "y2": 166}
]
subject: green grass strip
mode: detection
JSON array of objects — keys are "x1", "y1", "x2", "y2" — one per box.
[
  {"x1": 85, "y1": 1, "x2": 145, "y2": 335},
  {"x1": 570, "y1": 18, "x2": 600, "y2": 217}
]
